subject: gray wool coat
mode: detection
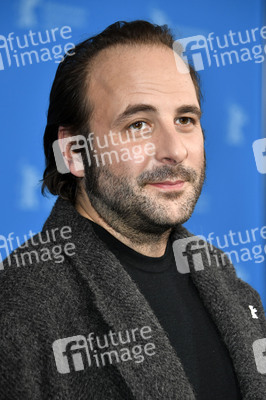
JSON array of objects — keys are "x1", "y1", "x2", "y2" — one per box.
[{"x1": 0, "y1": 197, "x2": 266, "y2": 399}]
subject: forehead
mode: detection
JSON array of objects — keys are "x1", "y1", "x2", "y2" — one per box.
[{"x1": 88, "y1": 44, "x2": 198, "y2": 125}]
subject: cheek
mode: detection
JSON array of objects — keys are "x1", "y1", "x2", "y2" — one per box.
[
  {"x1": 187, "y1": 135, "x2": 205, "y2": 166},
  {"x1": 107, "y1": 141, "x2": 154, "y2": 175},
  {"x1": 112, "y1": 151, "x2": 146, "y2": 177}
]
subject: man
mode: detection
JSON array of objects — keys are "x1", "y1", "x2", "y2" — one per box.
[{"x1": 0, "y1": 20, "x2": 266, "y2": 399}]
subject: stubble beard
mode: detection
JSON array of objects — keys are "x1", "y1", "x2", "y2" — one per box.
[{"x1": 82, "y1": 155, "x2": 206, "y2": 242}]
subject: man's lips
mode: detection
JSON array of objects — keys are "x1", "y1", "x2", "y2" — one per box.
[{"x1": 146, "y1": 180, "x2": 186, "y2": 190}]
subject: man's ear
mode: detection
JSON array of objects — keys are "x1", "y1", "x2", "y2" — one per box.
[{"x1": 58, "y1": 126, "x2": 85, "y2": 178}]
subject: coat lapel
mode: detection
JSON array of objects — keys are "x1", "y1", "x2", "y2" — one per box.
[
  {"x1": 170, "y1": 228, "x2": 266, "y2": 399},
  {"x1": 44, "y1": 198, "x2": 196, "y2": 399}
]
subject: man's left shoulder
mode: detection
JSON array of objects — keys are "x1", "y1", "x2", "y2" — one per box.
[{"x1": 172, "y1": 225, "x2": 266, "y2": 317}]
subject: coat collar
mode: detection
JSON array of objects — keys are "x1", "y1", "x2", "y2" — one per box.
[{"x1": 44, "y1": 197, "x2": 266, "y2": 399}]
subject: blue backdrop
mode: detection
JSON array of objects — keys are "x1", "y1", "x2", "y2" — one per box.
[{"x1": 0, "y1": 0, "x2": 265, "y2": 308}]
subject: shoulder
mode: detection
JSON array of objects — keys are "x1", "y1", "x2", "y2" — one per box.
[
  {"x1": 172, "y1": 224, "x2": 265, "y2": 300},
  {"x1": 0, "y1": 231, "x2": 78, "y2": 322},
  {"x1": 173, "y1": 225, "x2": 266, "y2": 323}
]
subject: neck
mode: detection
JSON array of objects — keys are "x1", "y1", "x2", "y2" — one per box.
[{"x1": 75, "y1": 191, "x2": 172, "y2": 257}]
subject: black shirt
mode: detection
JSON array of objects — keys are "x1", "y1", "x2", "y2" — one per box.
[{"x1": 90, "y1": 221, "x2": 242, "y2": 400}]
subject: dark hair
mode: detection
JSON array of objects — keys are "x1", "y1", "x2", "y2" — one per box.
[{"x1": 41, "y1": 20, "x2": 203, "y2": 204}]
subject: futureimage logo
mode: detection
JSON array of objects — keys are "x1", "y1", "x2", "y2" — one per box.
[
  {"x1": 174, "y1": 35, "x2": 211, "y2": 72},
  {"x1": 253, "y1": 138, "x2": 266, "y2": 174},
  {"x1": 0, "y1": 226, "x2": 76, "y2": 270},
  {"x1": 173, "y1": 25, "x2": 266, "y2": 71},
  {"x1": 173, "y1": 225, "x2": 266, "y2": 274},
  {"x1": 0, "y1": 26, "x2": 75, "y2": 71},
  {"x1": 53, "y1": 335, "x2": 91, "y2": 374},
  {"x1": 53, "y1": 129, "x2": 156, "y2": 173},
  {"x1": 52, "y1": 326, "x2": 156, "y2": 374},
  {"x1": 172, "y1": 236, "x2": 226, "y2": 274},
  {"x1": 253, "y1": 338, "x2": 266, "y2": 374}
]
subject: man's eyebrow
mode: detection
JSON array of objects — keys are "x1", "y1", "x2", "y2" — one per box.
[
  {"x1": 177, "y1": 105, "x2": 202, "y2": 119},
  {"x1": 111, "y1": 104, "x2": 157, "y2": 129},
  {"x1": 111, "y1": 103, "x2": 202, "y2": 129}
]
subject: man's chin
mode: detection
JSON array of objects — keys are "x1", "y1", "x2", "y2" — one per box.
[
  {"x1": 159, "y1": 215, "x2": 191, "y2": 227},
  {"x1": 144, "y1": 209, "x2": 193, "y2": 229}
]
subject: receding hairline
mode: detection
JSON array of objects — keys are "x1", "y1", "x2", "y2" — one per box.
[
  {"x1": 87, "y1": 42, "x2": 178, "y2": 77},
  {"x1": 84, "y1": 42, "x2": 197, "y2": 126}
]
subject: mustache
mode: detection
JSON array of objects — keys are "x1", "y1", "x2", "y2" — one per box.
[{"x1": 137, "y1": 164, "x2": 198, "y2": 186}]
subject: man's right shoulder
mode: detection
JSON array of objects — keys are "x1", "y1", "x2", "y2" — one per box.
[{"x1": 0, "y1": 232, "x2": 78, "y2": 318}]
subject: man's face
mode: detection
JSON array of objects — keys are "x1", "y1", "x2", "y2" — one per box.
[{"x1": 82, "y1": 44, "x2": 205, "y2": 236}]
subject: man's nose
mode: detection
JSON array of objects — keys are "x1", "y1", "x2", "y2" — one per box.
[{"x1": 152, "y1": 123, "x2": 188, "y2": 165}]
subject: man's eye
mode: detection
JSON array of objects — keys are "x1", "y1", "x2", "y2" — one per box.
[
  {"x1": 128, "y1": 121, "x2": 148, "y2": 132},
  {"x1": 176, "y1": 117, "x2": 194, "y2": 126}
]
